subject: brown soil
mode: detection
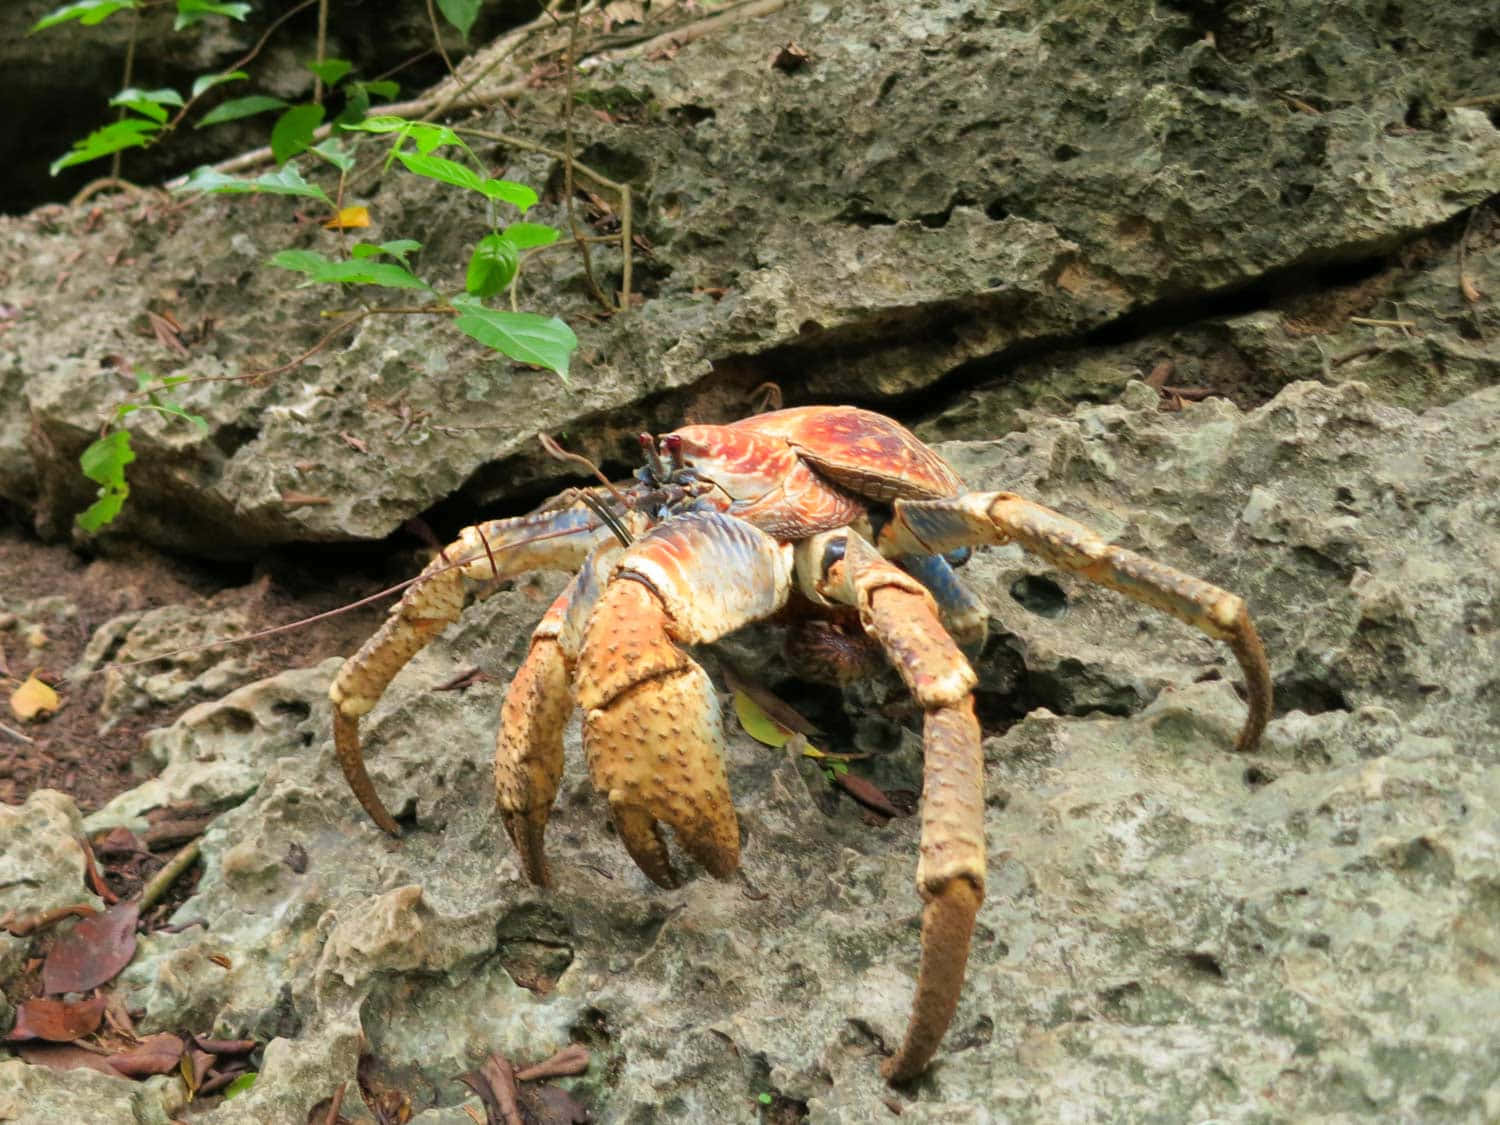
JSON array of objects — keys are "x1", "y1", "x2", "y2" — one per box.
[{"x1": 0, "y1": 523, "x2": 388, "y2": 815}]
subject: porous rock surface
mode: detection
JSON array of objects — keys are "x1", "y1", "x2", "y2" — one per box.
[
  {"x1": 0, "y1": 0, "x2": 1495, "y2": 552},
  {"x1": 3, "y1": 377, "x2": 1493, "y2": 1122},
  {"x1": 2, "y1": 0, "x2": 1499, "y2": 1120}
]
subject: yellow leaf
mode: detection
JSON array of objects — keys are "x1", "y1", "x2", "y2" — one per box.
[
  {"x1": 10, "y1": 673, "x2": 60, "y2": 721},
  {"x1": 733, "y1": 689, "x2": 791, "y2": 747},
  {"x1": 323, "y1": 205, "x2": 370, "y2": 230}
]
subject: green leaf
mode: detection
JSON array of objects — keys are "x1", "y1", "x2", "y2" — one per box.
[
  {"x1": 350, "y1": 239, "x2": 421, "y2": 266},
  {"x1": 270, "y1": 249, "x2": 430, "y2": 290},
  {"x1": 451, "y1": 306, "x2": 577, "y2": 380},
  {"x1": 733, "y1": 690, "x2": 793, "y2": 748},
  {"x1": 109, "y1": 87, "x2": 184, "y2": 123},
  {"x1": 223, "y1": 1072, "x2": 257, "y2": 1099},
  {"x1": 141, "y1": 399, "x2": 210, "y2": 431},
  {"x1": 190, "y1": 70, "x2": 248, "y2": 98},
  {"x1": 174, "y1": 0, "x2": 250, "y2": 29},
  {"x1": 76, "y1": 429, "x2": 135, "y2": 533},
  {"x1": 310, "y1": 137, "x2": 355, "y2": 172},
  {"x1": 350, "y1": 80, "x2": 399, "y2": 101},
  {"x1": 437, "y1": 0, "x2": 482, "y2": 39},
  {"x1": 500, "y1": 221, "x2": 560, "y2": 250},
  {"x1": 465, "y1": 233, "x2": 519, "y2": 298},
  {"x1": 335, "y1": 84, "x2": 370, "y2": 128},
  {"x1": 50, "y1": 119, "x2": 158, "y2": 175},
  {"x1": 175, "y1": 164, "x2": 331, "y2": 204},
  {"x1": 478, "y1": 179, "x2": 537, "y2": 211},
  {"x1": 758, "y1": 1093, "x2": 774, "y2": 1106},
  {"x1": 31, "y1": 0, "x2": 136, "y2": 32},
  {"x1": 270, "y1": 103, "x2": 325, "y2": 164},
  {"x1": 396, "y1": 151, "x2": 483, "y2": 193},
  {"x1": 340, "y1": 115, "x2": 409, "y2": 134},
  {"x1": 306, "y1": 58, "x2": 354, "y2": 88},
  {"x1": 195, "y1": 94, "x2": 289, "y2": 128}
]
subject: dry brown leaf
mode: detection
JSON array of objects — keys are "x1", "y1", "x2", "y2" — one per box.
[
  {"x1": 5, "y1": 995, "x2": 107, "y2": 1042},
  {"x1": 9, "y1": 672, "x2": 59, "y2": 721},
  {"x1": 15, "y1": 1043, "x2": 120, "y2": 1075},
  {"x1": 42, "y1": 901, "x2": 139, "y2": 994},
  {"x1": 108, "y1": 1033, "x2": 183, "y2": 1078}
]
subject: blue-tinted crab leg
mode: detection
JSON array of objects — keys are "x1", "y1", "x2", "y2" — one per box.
[
  {"x1": 575, "y1": 511, "x2": 793, "y2": 888},
  {"x1": 330, "y1": 495, "x2": 640, "y2": 836},
  {"x1": 495, "y1": 543, "x2": 620, "y2": 886},
  {"x1": 880, "y1": 492, "x2": 1272, "y2": 753},
  {"x1": 896, "y1": 553, "x2": 988, "y2": 655},
  {"x1": 801, "y1": 530, "x2": 984, "y2": 1083}
]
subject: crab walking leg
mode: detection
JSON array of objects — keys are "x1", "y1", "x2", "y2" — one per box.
[
  {"x1": 808, "y1": 531, "x2": 985, "y2": 1083},
  {"x1": 330, "y1": 500, "x2": 630, "y2": 835},
  {"x1": 881, "y1": 491, "x2": 1273, "y2": 752},
  {"x1": 576, "y1": 511, "x2": 793, "y2": 888},
  {"x1": 495, "y1": 545, "x2": 621, "y2": 886}
]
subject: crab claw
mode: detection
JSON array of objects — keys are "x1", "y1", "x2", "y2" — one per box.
[
  {"x1": 573, "y1": 511, "x2": 793, "y2": 885},
  {"x1": 577, "y1": 578, "x2": 740, "y2": 886}
]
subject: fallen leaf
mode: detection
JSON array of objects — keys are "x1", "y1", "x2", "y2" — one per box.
[
  {"x1": 324, "y1": 205, "x2": 370, "y2": 229},
  {"x1": 42, "y1": 901, "x2": 139, "y2": 994},
  {"x1": 9, "y1": 672, "x2": 60, "y2": 721},
  {"x1": 5, "y1": 995, "x2": 107, "y2": 1042},
  {"x1": 833, "y1": 771, "x2": 907, "y2": 818},
  {"x1": 108, "y1": 1033, "x2": 183, "y2": 1077},
  {"x1": 93, "y1": 826, "x2": 146, "y2": 858},
  {"x1": 181, "y1": 1047, "x2": 213, "y2": 1097},
  {"x1": 15, "y1": 1043, "x2": 120, "y2": 1076},
  {"x1": 722, "y1": 662, "x2": 820, "y2": 737}
]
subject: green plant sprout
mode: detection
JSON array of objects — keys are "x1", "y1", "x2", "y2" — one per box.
[
  {"x1": 36, "y1": 0, "x2": 593, "y2": 532},
  {"x1": 77, "y1": 371, "x2": 209, "y2": 533}
]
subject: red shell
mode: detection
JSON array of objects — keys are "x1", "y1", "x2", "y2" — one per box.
[{"x1": 730, "y1": 406, "x2": 964, "y2": 502}]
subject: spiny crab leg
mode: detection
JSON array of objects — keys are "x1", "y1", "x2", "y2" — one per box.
[
  {"x1": 329, "y1": 496, "x2": 635, "y2": 835},
  {"x1": 881, "y1": 491, "x2": 1273, "y2": 752},
  {"x1": 801, "y1": 530, "x2": 985, "y2": 1083},
  {"x1": 574, "y1": 510, "x2": 793, "y2": 887},
  {"x1": 495, "y1": 543, "x2": 621, "y2": 886}
]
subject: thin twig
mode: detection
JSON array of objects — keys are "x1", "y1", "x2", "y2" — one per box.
[
  {"x1": 425, "y1": 0, "x2": 460, "y2": 85},
  {"x1": 0, "y1": 720, "x2": 36, "y2": 745},
  {"x1": 68, "y1": 178, "x2": 147, "y2": 206},
  {"x1": 1348, "y1": 316, "x2": 1416, "y2": 329},
  {"x1": 562, "y1": 3, "x2": 610, "y2": 310},
  {"x1": 139, "y1": 840, "x2": 202, "y2": 914},
  {"x1": 165, "y1": 0, "x2": 322, "y2": 133},
  {"x1": 322, "y1": 1081, "x2": 346, "y2": 1125},
  {"x1": 313, "y1": 0, "x2": 330, "y2": 104},
  {"x1": 581, "y1": 0, "x2": 789, "y2": 67},
  {"x1": 457, "y1": 127, "x2": 632, "y2": 309},
  {"x1": 110, "y1": 6, "x2": 141, "y2": 181},
  {"x1": 419, "y1": 0, "x2": 583, "y2": 125}
]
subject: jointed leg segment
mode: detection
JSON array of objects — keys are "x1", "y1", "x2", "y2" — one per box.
[
  {"x1": 331, "y1": 499, "x2": 630, "y2": 836},
  {"x1": 881, "y1": 491, "x2": 1273, "y2": 752},
  {"x1": 812, "y1": 531, "x2": 987, "y2": 1082}
]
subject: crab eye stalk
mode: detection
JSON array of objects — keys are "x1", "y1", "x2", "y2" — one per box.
[{"x1": 639, "y1": 433, "x2": 666, "y2": 480}]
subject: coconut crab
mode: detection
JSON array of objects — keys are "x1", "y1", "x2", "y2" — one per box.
[{"x1": 329, "y1": 405, "x2": 1272, "y2": 1083}]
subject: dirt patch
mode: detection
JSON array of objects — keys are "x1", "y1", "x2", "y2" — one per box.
[{"x1": 0, "y1": 523, "x2": 389, "y2": 814}]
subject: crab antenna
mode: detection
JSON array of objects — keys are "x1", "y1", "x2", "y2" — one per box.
[
  {"x1": 639, "y1": 432, "x2": 667, "y2": 479},
  {"x1": 539, "y1": 432, "x2": 629, "y2": 506},
  {"x1": 575, "y1": 488, "x2": 634, "y2": 548}
]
